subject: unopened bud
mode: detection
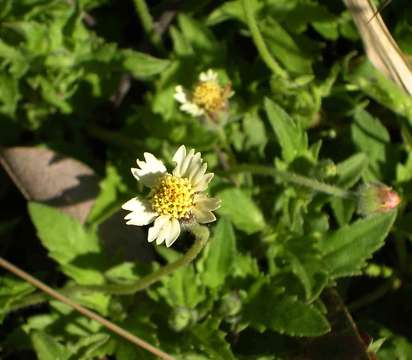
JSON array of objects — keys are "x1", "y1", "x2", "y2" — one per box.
[
  {"x1": 357, "y1": 183, "x2": 401, "y2": 216},
  {"x1": 168, "y1": 307, "x2": 196, "y2": 332},
  {"x1": 218, "y1": 292, "x2": 242, "y2": 317}
]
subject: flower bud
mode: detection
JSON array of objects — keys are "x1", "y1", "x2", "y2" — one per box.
[
  {"x1": 357, "y1": 183, "x2": 401, "y2": 216},
  {"x1": 218, "y1": 292, "x2": 242, "y2": 317},
  {"x1": 168, "y1": 307, "x2": 195, "y2": 332}
]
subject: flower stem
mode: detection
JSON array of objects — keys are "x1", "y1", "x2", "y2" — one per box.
[
  {"x1": 242, "y1": 0, "x2": 288, "y2": 79},
  {"x1": 77, "y1": 225, "x2": 209, "y2": 295},
  {"x1": 11, "y1": 225, "x2": 209, "y2": 308},
  {"x1": 0, "y1": 257, "x2": 175, "y2": 360},
  {"x1": 224, "y1": 164, "x2": 352, "y2": 199},
  {"x1": 133, "y1": 0, "x2": 163, "y2": 51}
]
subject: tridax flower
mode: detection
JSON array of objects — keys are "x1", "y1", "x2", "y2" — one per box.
[
  {"x1": 357, "y1": 183, "x2": 401, "y2": 216},
  {"x1": 122, "y1": 145, "x2": 220, "y2": 247},
  {"x1": 174, "y1": 69, "x2": 233, "y2": 120}
]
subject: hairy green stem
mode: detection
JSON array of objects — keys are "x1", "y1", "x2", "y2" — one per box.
[
  {"x1": 76, "y1": 225, "x2": 209, "y2": 295},
  {"x1": 133, "y1": 0, "x2": 163, "y2": 50},
  {"x1": 12, "y1": 225, "x2": 209, "y2": 309},
  {"x1": 224, "y1": 164, "x2": 352, "y2": 199},
  {"x1": 242, "y1": 0, "x2": 288, "y2": 79}
]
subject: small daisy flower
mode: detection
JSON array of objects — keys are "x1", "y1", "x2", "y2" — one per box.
[
  {"x1": 174, "y1": 69, "x2": 233, "y2": 120},
  {"x1": 122, "y1": 145, "x2": 220, "y2": 247}
]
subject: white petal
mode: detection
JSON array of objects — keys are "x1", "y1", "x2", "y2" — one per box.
[
  {"x1": 147, "y1": 215, "x2": 170, "y2": 243},
  {"x1": 199, "y1": 69, "x2": 218, "y2": 82},
  {"x1": 174, "y1": 85, "x2": 188, "y2": 104},
  {"x1": 122, "y1": 197, "x2": 157, "y2": 226},
  {"x1": 192, "y1": 207, "x2": 216, "y2": 224},
  {"x1": 165, "y1": 218, "x2": 181, "y2": 247},
  {"x1": 180, "y1": 102, "x2": 204, "y2": 117},
  {"x1": 189, "y1": 162, "x2": 207, "y2": 183},
  {"x1": 156, "y1": 219, "x2": 172, "y2": 245},
  {"x1": 172, "y1": 145, "x2": 186, "y2": 167},
  {"x1": 131, "y1": 152, "x2": 167, "y2": 187},
  {"x1": 194, "y1": 194, "x2": 221, "y2": 211},
  {"x1": 192, "y1": 172, "x2": 214, "y2": 192},
  {"x1": 173, "y1": 148, "x2": 203, "y2": 179}
]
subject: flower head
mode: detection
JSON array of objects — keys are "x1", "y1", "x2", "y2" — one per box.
[
  {"x1": 122, "y1": 145, "x2": 220, "y2": 247},
  {"x1": 357, "y1": 183, "x2": 401, "y2": 216},
  {"x1": 174, "y1": 69, "x2": 233, "y2": 120}
]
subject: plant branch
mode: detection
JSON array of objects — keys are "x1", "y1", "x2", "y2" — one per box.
[
  {"x1": 75, "y1": 224, "x2": 209, "y2": 295},
  {"x1": 242, "y1": 0, "x2": 288, "y2": 79},
  {"x1": 223, "y1": 164, "x2": 352, "y2": 199},
  {"x1": 0, "y1": 257, "x2": 175, "y2": 360}
]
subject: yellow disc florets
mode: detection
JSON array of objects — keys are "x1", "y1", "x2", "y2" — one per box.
[
  {"x1": 150, "y1": 175, "x2": 194, "y2": 219},
  {"x1": 192, "y1": 81, "x2": 227, "y2": 114}
]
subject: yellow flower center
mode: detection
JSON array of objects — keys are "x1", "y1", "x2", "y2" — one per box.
[
  {"x1": 192, "y1": 81, "x2": 226, "y2": 114},
  {"x1": 151, "y1": 175, "x2": 194, "y2": 219}
]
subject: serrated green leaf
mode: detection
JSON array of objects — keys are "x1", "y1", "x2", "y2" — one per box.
[
  {"x1": 202, "y1": 218, "x2": 237, "y2": 289},
  {"x1": 243, "y1": 283, "x2": 330, "y2": 337},
  {"x1": 121, "y1": 50, "x2": 170, "y2": 78},
  {"x1": 0, "y1": 276, "x2": 35, "y2": 323},
  {"x1": 346, "y1": 60, "x2": 412, "y2": 125},
  {"x1": 351, "y1": 109, "x2": 390, "y2": 178},
  {"x1": 31, "y1": 331, "x2": 71, "y2": 360},
  {"x1": 190, "y1": 318, "x2": 236, "y2": 360},
  {"x1": 28, "y1": 202, "x2": 105, "y2": 284},
  {"x1": 157, "y1": 248, "x2": 205, "y2": 308},
  {"x1": 265, "y1": 97, "x2": 307, "y2": 163},
  {"x1": 335, "y1": 153, "x2": 368, "y2": 188},
  {"x1": 261, "y1": 18, "x2": 313, "y2": 74},
  {"x1": 217, "y1": 188, "x2": 265, "y2": 234},
  {"x1": 319, "y1": 212, "x2": 397, "y2": 279},
  {"x1": 280, "y1": 237, "x2": 328, "y2": 302}
]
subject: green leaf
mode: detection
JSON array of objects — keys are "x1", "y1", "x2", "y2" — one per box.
[
  {"x1": 243, "y1": 283, "x2": 330, "y2": 337},
  {"x1": 351, "y1": 109, "x2": 389, "y2": 166},
  {"x1": 87, "y1": 165, "x2": 126, "y2": 226},
  {"x1": 330, "y1": 153, "x2": 368, "y2": 226},
  {"x1": 217, "y1": 188, "x2": 265, "y2": 234},
  {"x1": 280, "y1": 236, "x2": 328, "y2": 302},
  {"x1": 0, "y1": 73, "x2": 20, "y2": 117},
  {"x1": 202, "y1": 218, "x2": 237, "y2": 289},
  {"x1": 0, "y1": 276, "x2": 35, "y2": 323},
  {"x1": 243, "y1": 110, "x2": 268, "y2": 153},
  {"x1": 177, "y1": 14, "x2": 218, "y2": 53},
  {"x1": 261, "y1": 18, "x2": 313, "y2": 74},
  {"x1": 265, "y1": 97, "x2": 307, "y2": 163},
  {"x1": 319, "y1": 212, "x2": 397, "y2": 279},
  {"x1": 346, "y1": 60, "x2": 412, "y2": 125},
  {"x1": 28, "y1": 202, "x2": 105, "y2": 284},
  {"x1": 31, "y1": 331, "x2": 71, "y2": 360},
  {"x1": 190, "y1": 318, "x2": 236, "y2": 360},
  {"x1": 335, "y1": 153, "x2": 368, "y2": 188},
  {"x1": 157, "y1": 248, "x2": 205, "y2": 308},
  {"x1": 121, "y1": 50, "x2": 170, "y2": 78}
]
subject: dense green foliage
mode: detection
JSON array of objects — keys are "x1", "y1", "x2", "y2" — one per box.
[{"x1": 1, "y1": 0, "x2": 412, "y2": 359}]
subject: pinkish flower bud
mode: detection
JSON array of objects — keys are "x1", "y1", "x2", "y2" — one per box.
[{"x1": 357, "y1": 183, "x2": 401, "y2": 216}]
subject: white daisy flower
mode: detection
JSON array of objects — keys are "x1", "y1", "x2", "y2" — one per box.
[
  {"x1": 122, "y1": 145, "x2": 220, "y2": 247},
  {"x1": 174, "y1": 69, "x2": 233, "y2": 120}
]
